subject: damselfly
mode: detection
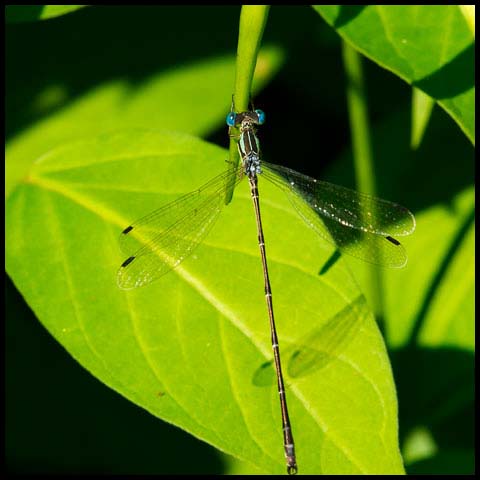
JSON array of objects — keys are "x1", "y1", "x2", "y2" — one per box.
[{"x1": 117, "y1": 107, "x2": 415, "y2": 475}]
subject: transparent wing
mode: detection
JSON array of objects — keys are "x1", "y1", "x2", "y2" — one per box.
[
  {"x1": 117, "y1": 166, "x2": 244, "y2": 289},
  {"x1": 261, "y1": 162, "x2": 415, "y2": 267}
]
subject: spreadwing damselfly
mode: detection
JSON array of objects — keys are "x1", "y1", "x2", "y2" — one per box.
[{"x1": 117, "y1": 107, "x2": 415, "y2": 474}]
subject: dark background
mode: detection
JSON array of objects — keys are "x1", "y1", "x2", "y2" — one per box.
[{"x1": 6, "y1": 6, "x2": 474, "y2": 474}]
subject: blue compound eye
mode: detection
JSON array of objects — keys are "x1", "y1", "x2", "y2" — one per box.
[
  {"x1": 226, "y1": 112, "x2": 236, "y2": 127},
  {"x1": 255, "y1": 109, "x2": 265, "y2": 125}
]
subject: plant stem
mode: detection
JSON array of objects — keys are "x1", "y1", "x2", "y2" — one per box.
[
  {"x1": 342, "y1": 40, "x2": 385, "y2": 322},
  {"x1": 225, "y1": 5, "x2": 270, "y2": 204},
  {"x1": 342, "y1": 41, "x2": 375, "y2": 196}
]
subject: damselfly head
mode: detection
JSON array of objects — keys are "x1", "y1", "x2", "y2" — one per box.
[{"x1": 227, "y1": 110, "x2": 266, "y2": 129}]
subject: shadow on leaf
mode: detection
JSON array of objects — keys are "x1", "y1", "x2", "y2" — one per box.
[{"x1": 252, "y1": 295, "x2": 370, "y2": 387}]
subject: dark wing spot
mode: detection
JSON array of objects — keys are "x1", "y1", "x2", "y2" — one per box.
[
  {"x1": 122, "y1": 225, "x2": 133, "y2": 234},
  {"x1": 121, "y1": 256, "x2": 136, "y2": 267},
  {"x1": 385, "y1": 236, "x2": 401, "y2": 246}
]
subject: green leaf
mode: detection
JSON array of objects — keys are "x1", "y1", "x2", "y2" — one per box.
[
  {"x1": 382, "y1": 186, "x2": 474, "y2": 350},
  {"x1": 332, "y1": 107, "x2": 474, "y2": 351},
  {"x1": 458, "y1": 5, "x2": 475, "y2": 37},
  {"x1": 5, "y1": 46, "x2": 284, "y2": 199},
  {"x1": 313, "y1": 5, "x2": 475, "y2": 145},
  {"x1": 6, "y1": 5, "x2": 87, "y2": 23},
  {"x1": 382, "y1": 181, "x2": 475, "y2": 447},
  {"x1": 6, "y1": 130, "x2": 404, "y2": 474},
  {"x1": 327, "y1": 96, "x2": 474, "y2": 473}
]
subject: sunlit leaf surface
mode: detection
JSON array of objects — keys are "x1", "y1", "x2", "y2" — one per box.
[
  {"x1": 6, "y1": 130, "x2": 404, "y2": 474},
  {"x1": 314, "y1": 5, "x2": 475, "y2": 144}
]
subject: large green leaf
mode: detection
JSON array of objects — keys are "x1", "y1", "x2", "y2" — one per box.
[
  {"x1": 313, "y1": 5, "x2": 475, "y2": 145},
  {"x1": 6, "y1": 5, "x2": 87, "y2": 23},
  {"x1": 6, "y1": 130, "x2": 404, "y2": 474},
  {"x1": 5, "y1": 47, "x2": 283, "y2": 200}
]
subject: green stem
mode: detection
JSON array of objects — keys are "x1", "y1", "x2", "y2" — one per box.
[
  {"x1": 342, "y1": 41, "x2": 375, "y2": 196},
  {"x1": 225, "y1": 5, "x2": 270, "y2": 204},
  {"x1": 342, "y1": 40, "x2": 385, "y2": 322}
]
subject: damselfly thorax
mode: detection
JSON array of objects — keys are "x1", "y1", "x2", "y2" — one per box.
[{"x1": 227, "y1": 109, "x2": 264, "y2": 178}]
